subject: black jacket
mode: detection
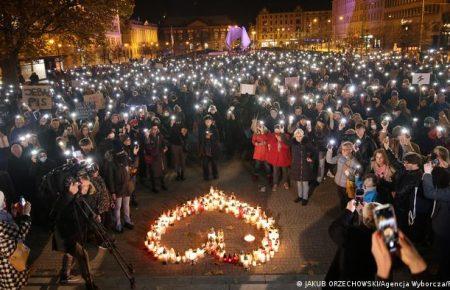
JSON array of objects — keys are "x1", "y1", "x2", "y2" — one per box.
[
  {"x1": 198, "y1": 125, "x2": 220, "y2": 158},
  {"x1": 423, "y1": 174, "x2": 450, "y2": 239},
  {"x1": 325, "y1": 210, "x2": 376, "y2": 284},
  {"x1": 354, "y1": 134, "x2": 378, "y2": 173}
]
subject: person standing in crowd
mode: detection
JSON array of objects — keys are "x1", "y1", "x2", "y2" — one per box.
[
  {"x1": 0, "y1": 191, "x2": 32, "y2": 290},
  {"x1": 369, "y1": 149, "x2": 396, "y2": 204},
  {"x1": 7, "y1": 144, "x2": 32, "y2": 202},
  {"x1": 354, "y1": 123, "x2": 377, "y2": 173},
  {"x1": 198, "y1": 115, "x2": 220, "y2": 181},
  {"x1": 326, "y1": 141, "x2": 361, "y2": 209},
  {"x1": 267, "y1": 124, "x2": 291, "y2": 192},
  {"x1": 423, "y1": 150, "x2": 450, "y2": 280},
  {"x1": 383, "y1": 136, "x2": 430, "y2": 243},
  {"x1": 251, "y1": 121, "x2": 270, "y2": 192},
  {"x1": 169, "y1": 119, "x2": 188, "y2": 181},
  {"x1": 105, "y1": 149, "x2": 136, "y2": 233},
  {"x1": 143, "y1": 124, "x2": 168, "y2": 192},
  {"x1": 121, "y1": 135, "x2": 140, "y2": 206},
  {"x1": 285, "y1": 128, "x2": 318, "y2": 205},
  {"x1": 311, "y1": 119, "x2": 328, "y2": 183}
]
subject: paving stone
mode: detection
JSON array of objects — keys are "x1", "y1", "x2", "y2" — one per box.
[{"x1": 26, "y1": 159, "x2": 340, "y2": 289}]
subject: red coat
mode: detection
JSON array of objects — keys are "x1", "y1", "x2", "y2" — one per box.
[
  {"x1": 266, "y1": 133, "x2": 291, "y2": 167},
  {"x1": 252, "y1": 133, "x2": 268, "y2": 161}
]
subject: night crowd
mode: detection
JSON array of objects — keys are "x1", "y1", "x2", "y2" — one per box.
[{"x1": 0, "y1": 49, "x2": 449, "y2": 289}]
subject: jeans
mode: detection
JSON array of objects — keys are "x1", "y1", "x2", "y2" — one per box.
[
  {"x1": 114, "y1": 196, "x2": 131, "y2": 230},
  {"x1": 202, "y1": 156, "x2": 218, "y2": 179},
  {"x1": 297, "y1": 181, "x2": 309, "y2": 200},
  {"x1": 273, "y1": 166, "x2": 288, "y2": 186}
]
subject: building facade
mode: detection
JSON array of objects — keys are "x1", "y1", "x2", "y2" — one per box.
[
  {"x1": 255, "y1": 6, "x2": 332, "y2": 49},
  {"x1": 332, "y1": 0, "x2": 450, "y2": 50},
  {"x1": 122, "y1": 20, "x2": 158, "y2": 58},
  {"x1": 159, "y1": 16, "x2": 234, "y2": 53}
]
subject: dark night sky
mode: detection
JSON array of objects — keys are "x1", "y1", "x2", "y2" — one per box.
[{"x1": 133, "y1": 0, "x2": 332, "y2": 26}]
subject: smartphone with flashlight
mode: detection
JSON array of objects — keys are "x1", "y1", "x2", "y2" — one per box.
[
  {"x1": 373, "y1": 204, "x2": 399, "y2": 252},
  {"x1": 19, "y1": 197, "x2": 26, "y2": 207}
]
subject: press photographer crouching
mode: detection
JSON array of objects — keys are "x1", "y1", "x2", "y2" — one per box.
[{"x1": 0, "y1": 191, "x2": 32, "y2": 290}]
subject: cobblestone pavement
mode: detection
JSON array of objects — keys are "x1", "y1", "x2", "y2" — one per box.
[{"x1": 25, "y1": 158, "x2": 340, "y2": 289}]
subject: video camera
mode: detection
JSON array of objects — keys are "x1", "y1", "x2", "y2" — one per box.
[{"x1": 42, "y1": 158, "x2": 97, "y2": 196}]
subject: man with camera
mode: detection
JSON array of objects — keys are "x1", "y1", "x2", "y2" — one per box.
[{"x1": 52, "y1": 177, "x2": 97, "y2": 290}]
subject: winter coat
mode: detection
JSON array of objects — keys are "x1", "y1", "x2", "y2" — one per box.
[
  {"x1": 266, "y1": 133, "x2": 291, "y2": 167},
  {"x1": 252, "y1": 133, "x2": 268, "y2": 161},
  {"x1": 0, "y1": 215, "x2": 31, "y2": 290},
  {"x1": 354, "y1": 134, "x2": 378, "y2": 173},
  {"x1": 198, "y1": 126, "x2": 220, "y2": 158},
  {"x1": 144, "y1": 133, "x2": 167, "y2": 177},
  {"x1": 326, "y1": 151, "x2": 360, "y2": 188},
  {"x1": 287, "y1": 137, "x2": 318, "y2": 182},
  {"x1": 423, "y1": 174, "x2": 450, "y2": 239},
  {"x1": 325, "y1": 210, "x2": 376, "y2": 283},
  {"x1": 104, "y1": 160, "x2": 132, "y2": 197}
]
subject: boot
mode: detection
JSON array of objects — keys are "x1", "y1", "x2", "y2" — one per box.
[
  {"x1": 180, "y1": 170, "x2": 185, "y2": 181},
  {"x1": 175, "y1": 171, "x2": 181, "y2": 181}
]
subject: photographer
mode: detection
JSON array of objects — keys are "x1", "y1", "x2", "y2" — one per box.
[
  {"x1": 0, "y1": 191, "x2": 32, "y2": 290},
  {"x1": 423, "y1": 155, "x2": 450, "y2": 280},
  {"x1": 52, "y1": 178, "x2": 97, "y2": 289}
]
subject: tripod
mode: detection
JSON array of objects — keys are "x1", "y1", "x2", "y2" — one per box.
[{"x1": 74, "y1": 196, "x2": 136, "y2": 289}]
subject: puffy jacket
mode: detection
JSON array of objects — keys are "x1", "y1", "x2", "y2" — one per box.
[
  {"x1": 266, "y1": 133, "x2": 291, "y2": 167},
  {"x1": 252, "y1": 133, "x2": 268, "y2": 161}
]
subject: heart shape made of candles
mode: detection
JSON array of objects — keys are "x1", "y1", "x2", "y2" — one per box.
[{"x1": 144, "y1": 187, "x2": 280, "y2": 269}]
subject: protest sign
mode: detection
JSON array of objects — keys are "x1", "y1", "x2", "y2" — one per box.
[
  {"x1": 240, "y1": 83, "x2": 256, "y2": 95},
  {"x1": 284, "y1": 76, "x2": 299, "y2": 88},
  {"x1": 75, "y1": 103, "x2": 95, "y2": 120},
  {"x1": 412, "y1": 73, "x2": 430, "y2": 85},
  {"x1": 83, "y1": 92, "x2": 105, "y2": 109},
  {"x1": 21, "y1": 85, "x2": 53, "y2": 110}
]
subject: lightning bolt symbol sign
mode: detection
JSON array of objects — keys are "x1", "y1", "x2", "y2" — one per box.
[{"x1": 418, "y1": 75, "x2": 424, "y2": 82}]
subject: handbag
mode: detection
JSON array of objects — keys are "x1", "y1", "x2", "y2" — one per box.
[{"x1": 9, "y1": 240, "x2": 30, "y2": 272}]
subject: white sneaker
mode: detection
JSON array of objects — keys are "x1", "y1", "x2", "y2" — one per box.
[
  {"x1": 327, "y1": 171, "x2": 335, "y2": 178},
  {"x1": 259, "y1": 186, "x2": 266, "y2": 193}
]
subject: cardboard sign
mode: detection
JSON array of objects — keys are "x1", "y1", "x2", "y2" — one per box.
[
  {"x1": 21, "y1": 85, "x2": 53, "y2": 110},
  {"x1": 83, "y1": 92, "x2": 105, "y2": 109},
  {"x1": 240, "y1": 83, "x2": 256, "y2": 95},
  {"x1": 285, "y1": 76, "x2": 299, "y2": 88},
  {"x1": 75, "y1": 103, "x2": 95, "y2": 120},
  {"x1": 412, "y1": 73, "x2": 431, "y2": 85},
  {"x1": 155, "y1": 63, "x2": 164, "y2": 69}
]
